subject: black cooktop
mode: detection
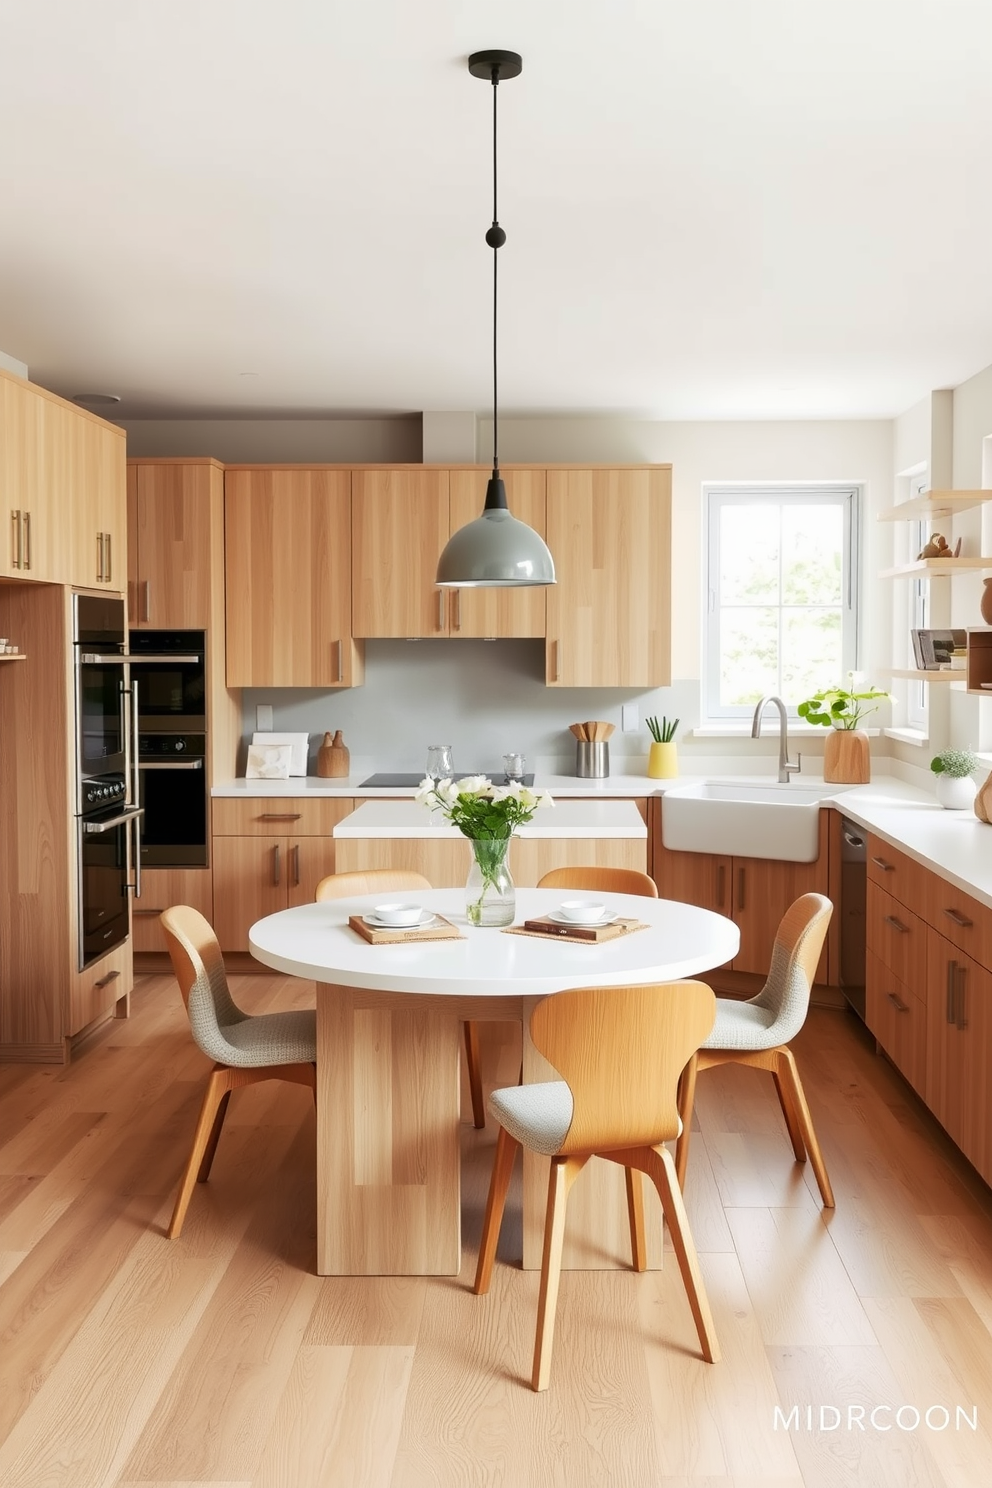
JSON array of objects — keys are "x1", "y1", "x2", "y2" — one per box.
[{"x1": 360, "y1": 772, "x2": 535, "y2": 788}]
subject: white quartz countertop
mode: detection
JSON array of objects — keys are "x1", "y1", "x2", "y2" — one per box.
[
  {"x1": 829, "y1": 785, "x2": 992, "y2": 909},
  {"x1": 211, "y1": 770, "x2": 662, "y2": 799},
  {"x1": 332, "y1": 798, "x2": 648, "y2": 840}
]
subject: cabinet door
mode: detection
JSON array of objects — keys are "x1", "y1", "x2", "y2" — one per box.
[
  {"x1": 447, "y1": 470, "x2": 547, "y2": 637},
  {"x1": 212, "y1": 836, "x2": 287, "y2": 951},
  {"x1": 546, "y1": 468, "x2": 671, "y2": 686},
  {"x1": 926, "y1": 931, "x2": 990, "y2": 1177},
  {"x1": 654, "y1": 843, "x2": 733, "y2": 919},
  {"x1": 865, "y1": 949, "x2": 927, "y2": 1097},
  {"x1": 286, "y1": 836, "x2": 340, "y2": 907},
  {"x1": 225, "y1": 468, "x2": 359, "y2": 686},
  {"x1": 732, "y1": 853, "x2": 829, "y2": 978},
  {"x1": 0, "y1": 373, "x2": 62, "y2": 581},
  {"x1": 352, "y1": 469, "x2": 449, "y2": 637},
  {"x1": 132, "y1": 867, "x2": 214, "y2": 953},
  {"x1": 130, "y1": 462, "x2": 219, "y2": 628},
  {"x1": 66, "y1": 410, "x2": 127, "y2": 591}
]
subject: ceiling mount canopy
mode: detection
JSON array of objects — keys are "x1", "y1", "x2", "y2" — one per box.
[{"x1": 436, "y1": 49, "x2": 556, "y2": 591}]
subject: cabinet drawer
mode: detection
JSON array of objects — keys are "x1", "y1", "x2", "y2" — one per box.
[
  {"x1": 866, "y1": 834, "x2": 929, "y2": 918},
  {"x1": 925, "y1": 876, "x2": 992, "y2": 967},
  {"x1": 212, "y1": 797, "x2": 356, "y2": 837},
  {"x1": 866, "y1": 880, "x2": 928, "y2": 998},
  {"x1": 866, "y1": 950, "x2": 927, "y2": 1097},
  {"x1": 68, "y1": 942, "x2": 133, "y2": 1038}
]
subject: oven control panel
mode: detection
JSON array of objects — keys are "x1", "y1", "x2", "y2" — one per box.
[
  {"x1": 82, "y1": 774, "x2": 128, "y2": 809},
  {"x1": 139, "y1": 733, "x2": 206, "y2": 759}
]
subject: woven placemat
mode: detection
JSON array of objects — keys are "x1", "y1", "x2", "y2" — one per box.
[
  {"x1": 348, "y1": 913, "x2": 466, "y2": 945},
  {"x1": 503, "y1": 917, "x2": 649, "y2": 944}
]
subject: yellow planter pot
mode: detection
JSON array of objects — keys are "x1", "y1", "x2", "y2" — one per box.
[{"x1": 647, "y1": 741, "x2": 678, "y2": 779}]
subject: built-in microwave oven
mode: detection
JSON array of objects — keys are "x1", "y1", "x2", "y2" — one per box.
[{"x1": 128, "y1": 630, "x2": 206, "y2": 730}]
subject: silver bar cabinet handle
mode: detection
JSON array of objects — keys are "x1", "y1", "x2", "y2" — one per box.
[
  {"x1": 946, "y1": 960, "x2": 956, "y2": 1024},
  {"x1": 96, "y1": 531, "x2": 104, "y2": 582},
  {"x1": 142, "y1": 580, "x2": 151, "y2": 621},
  {"x1": 453, "y1": 589, "x2": 461, "y2": 631},
  {"x1": 22, "y1": 511, "x2": 30, "y2": 569},
  {"x1": 437, "y1": 590, "x2": 445, "y2": 631},
  {"x1": 335, "y1": 639, "x2": 343, "y2": 682},
  {"x1": 883, "y1": 915, "x2": 909, "y2": 934},
  {"x1": 11, "y1": 509, "x2": 21, "y2": 569}
]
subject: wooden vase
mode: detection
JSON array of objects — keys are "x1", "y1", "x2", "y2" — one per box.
[
  {"x1": 974, "y1": 770, "x2": 992, "y2": 823},
  {"x1": 823, "y1": 728, "x2": 870, "y2": 784},
  {"x1": 981, "y1": 579, "x2": 992, "y2": 626},
  {"x1": 317, "y1": 729, "x2": 349, "y2": 778}
]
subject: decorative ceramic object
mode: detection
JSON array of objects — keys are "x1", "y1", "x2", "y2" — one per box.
[
  {"x1": 974, "y1": 770, "x2": 992, "y2": 823},
  {"x1": 647, "y1": 741, "x2": 678, "y2": 779},
  {"x1": 981, "y1": 579, "x2": 992, "y2": 626},
  {"x1": 823, "y1": 728, "x2": 870, "y2": 784},
  {"x1": 317, "y1": 729, "x2": 349, "y2": 778},
  {"x1": 465, "y1": 838, "x2": 515, "y2": 926},
  {"x1": 935, "y1": 773, "x2": 977, "y2": 810}
]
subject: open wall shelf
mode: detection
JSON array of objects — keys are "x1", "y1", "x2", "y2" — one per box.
[
  {"x1": 877, "y1": 490, "x2": 989, "y2": 522},
  {"x1": 887, "y1": 668, "x2": 964, "y2": 682},
  {"x1": 879, "y1": 557, "x2": 992, "y2": 579}
]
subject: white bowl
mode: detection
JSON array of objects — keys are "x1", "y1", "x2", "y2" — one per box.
[
  {"x1": 558, "y1": 899, "x2": 608, "y2": 924},
  {"x1": 372, "y1": 902, "x2": 423, "y2": 927}
]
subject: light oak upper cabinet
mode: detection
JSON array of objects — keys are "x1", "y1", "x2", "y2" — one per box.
[
  {"x1": 1, "y1": 371, "x2": 60, "y2": 580},
  {"x1": 545, "y1": 467, "x2": 672, "y2": 687},
  {"x1": 225, "y1": 467, "x2": 363, "y2": 687},
  {"x1": 65, "y1": 404, "x2": 127, "y2": 591},
  {"x1": 446, "y1": 470, "x2": 547, "y2": 638},
  {"x1": 128, "y1": 459, "x2": 225, "y2": 628},
  {"x1": 352, "y1": 469, "x2": 450, "y2": 637}
]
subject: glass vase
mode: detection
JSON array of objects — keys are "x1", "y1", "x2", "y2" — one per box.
[{"x1": 465, "y1": 837, "x2": 515, "y2": 927}]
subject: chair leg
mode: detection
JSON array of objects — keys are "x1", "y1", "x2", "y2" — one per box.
[
  {"x1": 772, "y1": 1061, "x2": 807, "y2": 1162},
  {"x1": 778, "y1": 1048, "x2": 835, "y2": 1208},
  {"x1": 674, "y1": 1053, "x2": 698, "y2": 1190},
  {"x1": 532, "y1": 1156, "x2": 586, "y2": 1392},
  {"x1": 647, "y1": 1144, "x2": 720, "y2": 1364},
  {"x1": 625, "y1": 1166, "x2": 647, "y2": 1271},
  {"x1": 464, "y1": 1020, "x2": 486, "y2": 1129},
  {"x1": 196, "y1": 1089, "x2": 232, "y2": 1182},
  {"x1": 169, "y1": 1065, "x2": 234, "y2": 1239},
  {"x1": 474, "y1": 1126, "x2": 520, "y2": 1295}
]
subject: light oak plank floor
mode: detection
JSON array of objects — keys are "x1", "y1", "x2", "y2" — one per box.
[{"x1": 2, "y1": 974, "x2": 992, "y2": 1488}]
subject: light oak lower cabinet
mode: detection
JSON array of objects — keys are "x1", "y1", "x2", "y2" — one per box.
[
  {"x1": 334, "y1": 833, "x2": 647, "y2": 887},
  {"x1": 132, "y1": 868, "x2": 214, "y2": 953},
  {"x1": 212, "y1": 798, "x2": 357, "y2": 951},
  {"x1": 652, "y1": 804, "x2": 829, "y2": 979},
  {"x1": 865, "y1": 949, "x2": 927, "y2": 1098}
]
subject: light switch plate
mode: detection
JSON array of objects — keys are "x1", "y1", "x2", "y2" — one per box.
[
  {"x1": 622, "y1": 704, "x2": 639, "y2": 732},
  {"x1": 256, "y1": 704, "x2": 274, "y2": 731}
]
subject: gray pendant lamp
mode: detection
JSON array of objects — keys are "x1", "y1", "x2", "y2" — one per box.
[{"x1": 436, "y1": 50, "x2": 556, "y2": 590}]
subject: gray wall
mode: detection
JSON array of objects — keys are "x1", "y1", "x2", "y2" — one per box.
[{"x1": 118, "y1": 416, "x2": 421, "y2": 463}]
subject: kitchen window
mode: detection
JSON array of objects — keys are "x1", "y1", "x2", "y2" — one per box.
[{"x1": 704, "y1": 486, "x2": 860, "y2": 720}]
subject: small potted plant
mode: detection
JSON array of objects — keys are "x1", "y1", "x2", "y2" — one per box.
[
  {"x1": 930, "y1": 749, "x2": 979, "y2": 810},
  {"x1": 646, "y1": 715, "x2": 679, "y2": 779},
  {"x1": 796, "y1": 674, "x2": 890, "y2": 784}
]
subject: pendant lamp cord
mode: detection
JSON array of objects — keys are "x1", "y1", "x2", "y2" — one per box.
[{"x1": 491, "y1": 67, "x2": 500, "y2": 471}]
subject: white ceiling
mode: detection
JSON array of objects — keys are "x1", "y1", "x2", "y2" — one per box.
[{"x1": 2, "y1": 0, "x2": 992, "y2": 421}]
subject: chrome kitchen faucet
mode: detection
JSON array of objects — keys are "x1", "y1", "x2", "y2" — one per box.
[{"x1": 752, "y1": 695, "x2": 802, "y2": 783}]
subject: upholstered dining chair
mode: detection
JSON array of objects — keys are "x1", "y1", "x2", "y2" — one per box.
[
  {"x1": 474, "y1": 979, "x2": 720, "y2": 1391},
  {"x1": 160, "y1": 905, "x2": 318, "y2": 1239},
  {"x1": 314, "y1": 868, "x2": 486, "y2": 1129},
  {"x1": 674, "y1": 892, "x2": 835, "y2": 1207},
  {"x1": 537, "y1": 865, "x2": 659, "y2": 897}
]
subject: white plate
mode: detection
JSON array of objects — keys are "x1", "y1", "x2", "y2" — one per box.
[
  {"x1": 547, "y1": 907, "x2": 618, "y2": 927},
  {"x1": 363, "y1": 911, "x2": 437, "y2": 929}
]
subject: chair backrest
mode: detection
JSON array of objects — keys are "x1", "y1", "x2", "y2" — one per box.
[
  {"x1": 750, "y1": 893, "x2": 833, "y2": 1042},
  {"x1": 160, "y1": 905, "x2": 247, "y2": 1063},
  {"x1": 536, "y1": 866, "x2": 658, "y2": 898},
  {"x1": 314, "y1": 868, "x2": 432, "y2": 902},
  {"x1": 530, "y1": 980, "x2": 715, "y2": 1154}
]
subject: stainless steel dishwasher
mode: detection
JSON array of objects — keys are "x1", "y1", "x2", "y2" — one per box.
[{"x1": 839, "y1": 816, "x2": 867, "y2": 1019}]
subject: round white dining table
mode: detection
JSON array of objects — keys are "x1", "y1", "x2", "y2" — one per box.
[{"x1": 249, "y1": 889, "x2": 740, "y2": 1277}]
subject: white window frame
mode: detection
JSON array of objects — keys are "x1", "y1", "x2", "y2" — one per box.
[
  {"x1": 703, "y1": 484, "x2": 861, "y2": 721},
  {"x1": 906, "y1": 473, "x2": 930, "y2": 733}
]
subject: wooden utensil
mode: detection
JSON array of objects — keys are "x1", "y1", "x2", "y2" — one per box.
[{"x1": 569, "y1": 723, "x2": 586, "y2": 741}]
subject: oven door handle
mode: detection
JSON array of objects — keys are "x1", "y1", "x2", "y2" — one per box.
[
  {"x1": 138, "y1": 759, "x2": 205, "y2": 770},
  {"x1": 127, "y1": 653, "x2": 202, "y2": 665},
  {"x1": 83, "y1": 807, "x2": 144, "y2": 834},
  {"x1": 78, "y1": 652, "x2": 129, "y2": 666}
]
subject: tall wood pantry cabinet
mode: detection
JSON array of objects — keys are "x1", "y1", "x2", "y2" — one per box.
[{"x1": 126, "y1": 458, "x2": 241, "y2": 954}]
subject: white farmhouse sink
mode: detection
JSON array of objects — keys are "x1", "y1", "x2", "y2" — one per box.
[{"x1": 661, "y1": 781, "x2": 825, "y2": 863}]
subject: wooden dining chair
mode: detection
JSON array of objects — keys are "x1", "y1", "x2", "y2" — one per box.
[
  {"x1": 314, "y1": 868, "x2": 486, "y2": 1129},
  {"x1": 474, "y1": 979, "x2": 720, "y2": 1391},
  {"x1": 674, "y1": 892, "x2": 835, "y2": 1206},
  {"x1": 160, "y1": 905, "x2": 317, "y2": 1239},
  {"x1": 537, "y1": 865, "x2": 659, "y2": 897}
]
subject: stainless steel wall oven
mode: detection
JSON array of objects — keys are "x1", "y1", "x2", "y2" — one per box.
[{"x1": 128, "y1": 632, "x2": 209, "y2": 868}]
